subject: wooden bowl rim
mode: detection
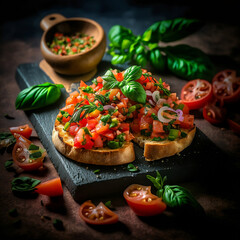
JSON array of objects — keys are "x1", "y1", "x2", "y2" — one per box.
[{"x1": 41, "y1": 17, "x2": 105, "y2": 60}]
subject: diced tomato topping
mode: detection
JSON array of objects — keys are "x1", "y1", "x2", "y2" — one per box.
[
  {"x1": 179, "y1": 114, "x2": 194, "y2": 129},
  {"x1": 66, "y1": 91, "x2": 81, "y2": 105},
  {"x1": 80, "y1": 80, "x2": 88, "y2": 88},
  {"x1": 109, "y1": 89, "x2": 120, "y2": 101},
  {"x1": 114, "y1": 72, "x2": 124, "y2": 81},
  {"x1": 74, "y1": 128, "x2": 94, "y2": 149},
  {"x1": 86, "y1": 118, "x2": 98, "y2": 130},
  {"x1": 69, "y1": 124, "x2": 79, "y2": 136},
  {"x1": 93, "y1": 134, "x2": 103, "y2": 148},
  {"x1": 119, "y1": 123, "x2": 130, "y2": 131},
  {"x1": 152, "y1": 120, "x2": 164, "y2": 133},
  {"x1": 131, "y1": 119, "x2": 140, "y2": 133},
  {"x1": 95, "y1": 122, "x2": 109, "y2": 134},
  {"x1": 102, "y1": 130, "x2": 115, "y2": 140}
]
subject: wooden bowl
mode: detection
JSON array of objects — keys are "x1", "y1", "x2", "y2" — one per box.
[{"x1": 40, "y1": 13, "x2": 106, "y2": 75}]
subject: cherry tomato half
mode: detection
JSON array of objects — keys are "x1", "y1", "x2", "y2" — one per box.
[
  {"x1": 12, "y1": 133, "x2": 46, "y2": 171},
  {"x1": 181, "y1": 79, "x2": 213, "y2": 110},
  {"x1": 10, "y1": 124, "x2": 32, "y2": 139},
  {"x1": 123, "y1": 184, "x2": 167, "y2": 216},
  {"x1": 203, "y1": 100, "x2": 227, "y2": 125},
  {"x1": 35, "y1": 177, "x2": 63, "y2": 197},
  {"x1": 212, "y1": 69, "x2": 240, "y2": 104},
  {"x1": 79, "y1": 201, "x2": 118, "y2": 225}
]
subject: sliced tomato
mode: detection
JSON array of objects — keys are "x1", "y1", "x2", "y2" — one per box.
[
  {"x1": 79, "y1": 201, "x2": 118, "y2": 225},
  {"x1": 10, "y1": 124, "x2": 32, "y2": 139},
  {"x1": 69, "y1": 125, "x2": 79, "y2": 136},
  {"x1": 35, "y1": 177, "x2": 63, "y2": 197},
  {"x1": 181, "y1": 79, "x2": 213, "y2": 110},
  {"x1": 123, "y1": 184, "x2": 166, "y2": 216},
  {"x1": 86, "y1": 118, "x2": 98, "y2": 130},
  {"x1": 152, "y1": 120, "x2": 164, "y2": 133},
  {"x1": 12, "y1": 133, "x2": 46, "y2": 171},
  {"x1": 95, "y1": 122, "x2": 109, "y2": 134},
  {"x1": 212, "y1": 69, "x2": 240, "y2": 104},
  {"x1": 203, "y1": 100, "x2": 227, "y2": 125}
]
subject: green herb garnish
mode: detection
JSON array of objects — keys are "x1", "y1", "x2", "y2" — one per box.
[
  {"x1": 11, "y1": 177, "x2": 41, "y2": 192},
  {"x1": 127, "y1": 163, "x2": 139, "y2": 172}
]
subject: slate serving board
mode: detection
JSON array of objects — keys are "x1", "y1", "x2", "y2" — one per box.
[{"x1": 15, "y1": 62, "x2": 225, "y2": 203}]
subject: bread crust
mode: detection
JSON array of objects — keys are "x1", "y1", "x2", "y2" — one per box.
[
  {"x1": 52, "y1": 120, "x2": 135, "y2": 165},
  {"x1": 133, "y1": 127, "x2": 196, "y2": 161}
]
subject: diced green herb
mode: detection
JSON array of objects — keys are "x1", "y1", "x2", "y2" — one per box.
[
  {"x1": 127, "y1": 163, "x2": 139, "y2": 172},
  {"x1": 28, "y1": 144, "x2": 39, "y2": 151},
  {"x1": 181, "y1": 131, "x2": 187, "y2": 138},
  {"x1": 151, "y1": 113, "x2": 159, "y2": 120},
  {"x1": 101, "y1": 114, "x2": 111, "y2": 123},
  {"x1": 81, "y1": 86, "x2": 94, "y2": 93},
  {"x1": 29, "y1": 151, "x2": 42, "y2": 159},
  {"x1": 152, "y1": 137, "x2": 166, "y2": 141},
  {"x1": 82, "y1": 127, "x2": 92, "y2": 137},
  {"x1": 53, "y1": 218, "x2": 64, "y2": 230},
  {"x1": 5, "y1": 159, "x2": 13, "y2": 170},
  {"x1": 93, "y1": 169, "x2": 100, "y2": 174},
  {"x1": 168, "y1": 129, "x2": 180, "y2": 141}
]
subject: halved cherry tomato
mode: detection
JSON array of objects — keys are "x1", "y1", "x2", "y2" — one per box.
[
  {"x1": 212, "y1": 69, "x2": 240, "y2": 104},
  {"x1": 181, "y1": 79, "x2": 213, "y2": 110},
  {"x1": 123, "y1": 184, "x2": 167, "y2": 216},
  {"x1": 10, "y1": 124, "x2": 32, "y2": 139},
  {"x1": 12, "y1": 133, "x2": 46, "y2": 171},
  {"x1": 79, "y1": 201, "x2": 118, "y2": 225},
  {"x1": 35, "y1": 177, "x2": 63, "y2": 197},
  {"x1": 203, "y1": 100, "x2": 227, "y2": 125}
]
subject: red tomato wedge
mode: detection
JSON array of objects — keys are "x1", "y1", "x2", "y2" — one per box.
[
  {"x1": 202, "y1": 100, "x2": 227, "y2": 125},
  {"x1": 35, "y1": 177, "x2": 63, "y2": 197},
  {"x1": 12, "y1": 133, "x2": 46, "y2": 171},
  {"x1": 79, "y1": 201, "x2": 118, "y2": 225},
  {"x1": 10, "y1": 124, "x2": 32, "y2": 139},
  {"x1": 212, "y1": 69, "x2": 240, "y2": 104},
  {"x1": 181, "y1": 79, "x2": 213, "y2": 110},
  {"x1": 123, "y1": 184, "x2": 167, "y2": 216}
]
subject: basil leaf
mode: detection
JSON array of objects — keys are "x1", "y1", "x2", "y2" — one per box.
[
  {"x1": 163, "y1": 185, "x2": 204, "y2": 214},
  {"x1": 135, "y1": 54, "x2": 147, "y2": 67},
  {"x1": 164, "y1": 44, "x2": 215, "y2": 80},
  {"x1": 121, "y1": 81, "x2": 146, "y2": 104},
  {"x1": 28, "y1": 143, "x2": 39, "y2": 150},
  {"x1": 101, "y1": 69, "x2": 117, "y2": 82},
  {"x1": 149, "y1": 47, "x2": 167, "y2": 71},
  {"x1": 145, "y1": 18, "x2": 203, "y2": 43},
  {"x1": 11, "y1": 177, "x2": 41, "y2": 192},
  {"x1": 123, "y1": 65, "x2": 142, "y2": 82},
  {"x1": 102, "y1": 81, "x2": 120, "y2": 90},
  {"x1": 15, "y1": 82, "x2": 64, "y2": 111},
  {"x1": 111, "y1": 54, "x2": 129, "y2": 65},
  {"x1": 108, "y1": 25, "x2": 135, "y2": 48},
  {"x1": 29, "y1": 151, "x2": 42, "y2": 159}
]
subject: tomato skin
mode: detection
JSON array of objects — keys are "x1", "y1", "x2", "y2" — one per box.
[
  {"x1": 35, "y1": 177, "x2": 63, "y2": 197},
  {"x1": 203, "y1": 101, "x2": 227, "y2": 125},
  {"x1": 12, "y1": 134, "x2": 46, "y2": 171},
  {"x1": 181, "y1": 79, "x2": 213, "y2": 110},
  {"x1": 123, "y1": 184, "x2": 167, "y2": 217},
  {"x1": 228, "y1": 119, "x2": 240, "y2": 135},
  {"x1": 10, "y1": 124, "x2": 32, "y2": 139},
  {"x1": 79, "y1": 201, "x2": 118, "y2": 225},
  {"x1": 212, "y1": 69, "x2": 240, "y2": 104}
]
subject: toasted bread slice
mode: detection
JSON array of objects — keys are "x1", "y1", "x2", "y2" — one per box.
[
  {"x1": 52, "y1": 120, "x2": 135, "y2": 166},
  {"x1": 133, "y1": 127, "x2": 196, "y2": 161}
]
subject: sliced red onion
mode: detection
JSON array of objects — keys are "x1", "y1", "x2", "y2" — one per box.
[
  {"x1": 152, "y1": 90, "x2": 160, "y2": 103},
  {"x1": 156, "y1": 98, "x2": 167, "y2": 107},
  {"x1": 157, "y1": 106, "x2": 184, "y2": 123},
  {"x1": 103, "y1": 105, "x2": 115, "y2": 111},
  {"x1": 149, "y1": 99, "x2": 155, "y2": 106},
  {"x1": 145, "y1": 90, "x2": 152, "y2": 97}
]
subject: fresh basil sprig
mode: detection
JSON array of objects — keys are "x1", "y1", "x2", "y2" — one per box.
[
  {"x1": 102, "y1": 66, "x2": 146, "y2": 104},
  {"x1": 15, "y1": 82, "x2": 64, "y2": 111},
  {"x1": 108, "y1": 18, "x2": 215, "y2": 80},
  {"x1": 147, "y1": 171, "x2": 205, "y2": 216},
  {"x1": 11, "y1": 176, "x2": 41, "y2": 192}
]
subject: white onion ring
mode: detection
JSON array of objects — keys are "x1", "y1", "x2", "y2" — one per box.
[
  {"x1": 152, "y1": 90, "x2": 160, "y2": 103},
  {"x1": 157, "y1": 106, "x2": 184, "y2": 123},
  {"x1": 145, "y1": 90, "x2": 152, "y2": 96},
  {"x1": 148, "y1": 99, "x2": 155, "y2": 106}
]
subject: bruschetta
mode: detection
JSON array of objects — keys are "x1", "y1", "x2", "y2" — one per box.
[{"x1": 52, "y1": 66, "x2": 196, "y2": 165}]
